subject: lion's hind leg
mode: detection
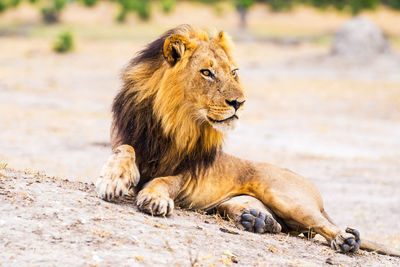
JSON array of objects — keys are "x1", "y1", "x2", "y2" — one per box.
[
  {"x1": 216, "y1": 195, "x2": 282, "y2": 234},
  {"x1": 95, "y1": 144, "x2": 140, "y2": 201}
]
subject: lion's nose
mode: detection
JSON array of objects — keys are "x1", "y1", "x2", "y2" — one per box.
[{"x1": 225, "y1": 99, "x2": 245, "y2": 111}]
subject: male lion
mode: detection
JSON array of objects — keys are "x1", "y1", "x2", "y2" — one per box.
[{"x1": 96, "y1": 25, "x2": 400, "y2": 256}]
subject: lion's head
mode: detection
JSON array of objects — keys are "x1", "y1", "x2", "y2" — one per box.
[
  {"x1": 161, "y1": 28, "x2": 246, "y2": 133},
  {"x1": 112, "y1": 25, "x2": 246, "y2": 182}
]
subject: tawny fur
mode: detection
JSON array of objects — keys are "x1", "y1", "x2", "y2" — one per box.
[{"x1": 111, "y1": 25, "x2": 240, "y2": 185}]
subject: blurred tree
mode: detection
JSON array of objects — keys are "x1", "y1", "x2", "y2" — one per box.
[
  {"x1": 382, "y1": 0, "x2": 400, "y2": 9},
  {"x1": 305, "y1": 0, "x2": 379, "y2": 15},
  {"x1": 233, "y1": 0, "x2": 296, "y2": 28},
  {"x1": 116, "y1": 0, "x2": 151, "y2": 22},
  {"x1": 0, "y1": 0, "x2": 21, "y2": 13},
  {"x1": 81, "y1": 0, "x2": 98, "y2": 7},
  {"x1": 161, "y1": 0, "x2": 176, "y2": 13},
  {"x1": 352, "y1": 0, "x2": 379, "y2": 14},
  {"x1": 265, "y1": 0, "x2": 295, "y2": 11},
  {"x1": 234, "y1": 0, "x2": 254, "y2": 28},
  {"x1": 41, "y1": 0, "x2": 68, "y2": 24},
  {"x1": 0, "y1": 0, "x2": 399, "y2": 26},
  {"x1": 232, "y1": 0, "x2": 385, "y2": 28},
  {"x1": 0, "y1": 1, "x2": 6, "y2": 12},
  {"x1": 136, "y1": 0, "x2": 151, "y2": 19}
]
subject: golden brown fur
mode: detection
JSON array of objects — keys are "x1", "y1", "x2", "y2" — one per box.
[
  {"x1": 110, "y1": 25, "x2": 238, "y2": 185},
  {"x1": 95, "y1": 25, "x2": 400, "y2": 257}
]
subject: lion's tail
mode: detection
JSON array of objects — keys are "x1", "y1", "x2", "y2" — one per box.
[{"x1": 360, "y1": 239, "x2": 400, "y2": 257}]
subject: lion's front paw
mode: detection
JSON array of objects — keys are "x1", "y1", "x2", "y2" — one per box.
[
  {"x1": 136, "y1": 189, "x2": 174, "y2": 217},
  {"x1": 95, "y1": 145, "x2": 140, "y2": 201},
  {"x1": 331, "y1": 227, "x2": 361, "y2": 253},
  {"x1": 240, "y1": 209, "x2": 282, "y2": 234}
]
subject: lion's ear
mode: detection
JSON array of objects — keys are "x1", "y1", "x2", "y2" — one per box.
[
  {"x1": 215, "y1": 31, "x2": 233, "y2": 53},
  {"x1": 163, "y1": 34, "x2": 189, "y2": 66}
]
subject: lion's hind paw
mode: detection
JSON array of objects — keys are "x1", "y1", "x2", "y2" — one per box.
[
  {"x1": 240, "y1": 209, "x2": 282, "y2": 234},
  {"x1": 331, "y1": 227, "x2": 361, "y2": 253}
]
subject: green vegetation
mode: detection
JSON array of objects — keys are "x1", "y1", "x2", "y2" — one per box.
[
  {"x1": 41, "y1": 0, "x2": 68, "y2": 23},
  {"x1": 161, "y1": 0, "x2": 176, "y2": 13},
  {"x1": 304, "y1": 0, "x2": 379, "y2": 15},
  {"x1": 231, "y1": 0, "x2": 396, "y2": 28},
  {"x1": 0, "y1": 0, "x2": 399, "y2": 26},
  {"x1": 266, "y1": 0, "x2": 295, "y2": 12},
  {"x1": 0, "y1": 0, "x2": 21, "y2": 12},
  {"x1": 383, "y1": 0, "x2": 400, "y2": 9},
  {"x1": 53, "y1": 31, "x2": 74, "y2": 53},
  {"x1": 235, "y1": 0, "x2": 253, "y2": 28},
  {"x1": 81, "y1": 0, "x2": 98, "y2": 7},
  {"x1": 116, "y1": 0, "x2": 151, "y2": 22}
]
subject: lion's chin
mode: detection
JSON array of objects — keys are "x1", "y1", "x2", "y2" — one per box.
[{"x1": 207, "y1": 115, "x2": 239, "y2": 133}]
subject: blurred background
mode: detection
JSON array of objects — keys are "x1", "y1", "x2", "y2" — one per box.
[{"x1": 0, "y1": 0, "x2": 399, "y2": 247}]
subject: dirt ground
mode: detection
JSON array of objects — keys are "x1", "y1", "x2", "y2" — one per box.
[
  {"x1": 1, "y1": 3, "x2": 400, "y2": 266},
  {"x1": 1, "y1": 168, "x2": 400, "y2": 267}
]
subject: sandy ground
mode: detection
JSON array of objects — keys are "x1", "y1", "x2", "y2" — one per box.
[
  {"x1": 1, "y1": 3, "x2": 400, "y2": 266},
  {"x1": 1, "y1": 168, "x2": 400, "y2": 266}
]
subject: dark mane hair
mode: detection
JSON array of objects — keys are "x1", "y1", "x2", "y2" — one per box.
[{"x1": 112, "y1": 25, "x2": 220, "y2": 187}]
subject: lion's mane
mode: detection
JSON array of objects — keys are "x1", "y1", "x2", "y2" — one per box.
[{"x1": 112, "y1": 25, "x2": 227, "y2": 186}]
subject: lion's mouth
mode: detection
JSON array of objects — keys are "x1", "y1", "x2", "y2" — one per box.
[{"x1": 207, "y1": 114, "x2": 238, "y2": 124}]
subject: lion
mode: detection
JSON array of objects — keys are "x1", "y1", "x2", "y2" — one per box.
[{"x1": 95, "y1": 25, "x2": 400, "y2": 257}]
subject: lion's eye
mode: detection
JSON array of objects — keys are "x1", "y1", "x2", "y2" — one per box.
[
  {"x1": 200, "y1": 69, "x2": 213, "y2": 77},
  {"x1": 231, "y1": 69, "x2": 238, "y2": 77}
]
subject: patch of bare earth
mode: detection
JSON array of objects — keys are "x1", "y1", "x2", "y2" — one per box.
[{"x1": 1, "y1": 169, "x2": 399, "y2": 266}]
